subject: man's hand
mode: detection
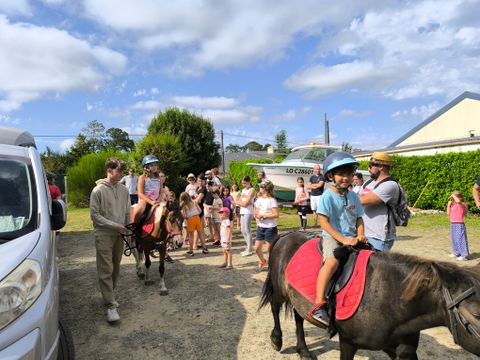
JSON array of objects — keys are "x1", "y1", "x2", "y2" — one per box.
[{"x1": 117, "y1": 224, "x2": 129, "y2": 234}]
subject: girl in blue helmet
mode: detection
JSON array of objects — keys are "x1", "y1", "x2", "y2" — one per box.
[
  {"x1": 132, "y1": 154, "x2": 162, "y2": 222},
  {"x1": 309, "y1": 152, "x2": 366, "y2": 326}
]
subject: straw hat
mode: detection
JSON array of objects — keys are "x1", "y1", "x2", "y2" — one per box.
[{"x1": 370, "y1": 152, "x2": 393, "y2": 166}]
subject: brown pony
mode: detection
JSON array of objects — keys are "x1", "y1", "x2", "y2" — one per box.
[
  {"x1": 129, "y1": 201, "x2": 182, "y2": 295},
  {"x1": 260, "y1": 232, "x2": 480, "y2": 359}
]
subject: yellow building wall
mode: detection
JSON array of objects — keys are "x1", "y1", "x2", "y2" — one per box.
[{"x1": 398, "y1": 98, "x2": 480, "y2": 146}]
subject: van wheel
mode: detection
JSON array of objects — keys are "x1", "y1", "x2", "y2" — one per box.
[{"x1": 57, "y1": 318, "x2": 75, "y2": 360}]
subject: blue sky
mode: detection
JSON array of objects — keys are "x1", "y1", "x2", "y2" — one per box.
[{"x1": 1, "y1": 0, "x2": 480, "y2": 152}]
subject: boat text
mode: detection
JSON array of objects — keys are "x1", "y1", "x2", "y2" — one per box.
[{"x1": 285, "y1": 168, "x2": 313, "y2": 175}]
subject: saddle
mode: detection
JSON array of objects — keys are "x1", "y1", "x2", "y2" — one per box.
[
  {"x1": 130, "y1": 203, "x2": 165, "y2": 239},
  {"x1": 285, "y1": 238, "x2": 373, "y2": 327}
]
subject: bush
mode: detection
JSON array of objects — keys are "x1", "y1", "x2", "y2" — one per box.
[
  {"x1": 360, "y1": 151, "x2": 480, "y2": 211},
  {"x1": 67, "y1": 150, "x2": 127, "y2": 207},
  {"x1": 224, "y1": 158, "x2": 275, "y2": 189}
]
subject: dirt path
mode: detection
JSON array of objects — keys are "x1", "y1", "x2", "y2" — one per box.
[{"x1": 58, "y1": 224, "x2": 480, "y2": 359}]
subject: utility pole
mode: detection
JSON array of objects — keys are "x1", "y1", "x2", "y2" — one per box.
[
  {"x1": 220, "y1": 130, "x2": 226, "y2": 174},
  {"x1": 324, "y1": 113, "x2": 330, "y2": 145}
]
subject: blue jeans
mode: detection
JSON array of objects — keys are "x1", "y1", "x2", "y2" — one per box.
[{"x1": 368, "y1": 237, "x2": 394, "y2": 252}]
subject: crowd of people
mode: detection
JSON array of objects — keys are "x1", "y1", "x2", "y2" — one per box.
[{"x1": 88, "y1": 150, "x2": 474, "y2": 324}]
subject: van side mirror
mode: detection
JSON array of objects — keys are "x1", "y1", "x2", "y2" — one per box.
[{"x1": 51, "y1": 199, "x2": 67, "y2": 230}]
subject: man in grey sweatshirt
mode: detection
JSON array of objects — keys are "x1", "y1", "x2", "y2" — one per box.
[{"x1": 90, "y1": 157, "x2": 131, "y2": 323}]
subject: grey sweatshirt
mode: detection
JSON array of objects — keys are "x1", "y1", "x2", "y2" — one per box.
[{"x1": 90, "y1": 178, "x2": 131, "y2": 235}]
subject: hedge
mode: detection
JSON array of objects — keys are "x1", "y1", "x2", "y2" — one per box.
[
  {"x1": 361, "y1": 150, "x2": 480, "y2": 211},
  {"x1": 225, "y1": 151, "x2": 480, "y2": 211},
  {"x1": 223, "y1": 158, "x2": 276, "y2": 189}
]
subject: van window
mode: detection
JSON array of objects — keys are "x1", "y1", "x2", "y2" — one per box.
[{"x1": 0, "y1": 158, "x2": 37, "y2": 241}]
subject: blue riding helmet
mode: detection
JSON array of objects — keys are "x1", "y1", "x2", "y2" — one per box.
[
  {"x1": 322, "y1": 152, "x2": 359, "y2": 178},
  {"x1": 142, "y1": 154, "x2": 160, "y2": 167}
]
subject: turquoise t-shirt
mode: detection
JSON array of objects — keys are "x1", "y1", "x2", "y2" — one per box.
[{"x1": 317, "y1": 188, "x2": 364, "y2": 239}]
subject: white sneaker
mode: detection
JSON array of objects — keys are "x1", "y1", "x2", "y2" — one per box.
[
  {"x1": 448, "y1": 253, "x2": 457, "y2": 258},
  {"x1": 106, "y1": 308, "x2": 120, "y2": 323},
  {"x1": 457, "y1": 256, "x2": 468, "y2": 261},
  {"x1": 241, "y1": 251, "x2": 253, "y2": 257}
]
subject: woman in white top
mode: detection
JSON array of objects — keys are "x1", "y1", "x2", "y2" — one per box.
[
  {"x1": 254, "y1": 180, "x2": 279, "y2": 271},
  {"x1": 237, "y1": 175, "x2": 256, "y2": 256}
]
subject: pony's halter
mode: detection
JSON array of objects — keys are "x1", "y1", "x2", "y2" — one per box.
[{"x1": 443, "y1": 286, "x2": 480, "y2": 344}]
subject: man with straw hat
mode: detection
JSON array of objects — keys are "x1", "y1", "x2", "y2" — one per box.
[{"x1": 359, "y1": 152, "x2": 399, "y2": 252}]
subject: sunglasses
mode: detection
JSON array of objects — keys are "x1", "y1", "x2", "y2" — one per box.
[{"x1": 368, "y1": 162, "x2": 381, "y2": 168}]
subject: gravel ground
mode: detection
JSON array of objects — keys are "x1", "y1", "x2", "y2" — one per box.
[{"x1": 58, "y1": 223, "x2": 480, "y2": 359}]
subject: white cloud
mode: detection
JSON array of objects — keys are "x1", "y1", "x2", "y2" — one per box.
[
  {"x1": 0, "y1": 0, "x2": 32, "y2": 16},
  {"x1": 130, "y1": 100, "x2": 161, "y2": 111},
  {"x1": 42, "y1": 0, "x2": 65, "y2": 5},
  {"x1": 150, "y1": 88, "x2": 159, "y2": 95},
  {"x1": 133, "y1": 89, "x2": 146, "y2": 97},
  {"x1": 82, "y1": 0, "x2": 385, "y2": 76},
  {"x1": 391, "y1": 101, "x2": 441, "y2": 121},
  {"x1": 285, "y1": 1, "x2": 480, "y2": 101},
  {"x1": 171, "y1": 96, "x2": 239, "y2": 109},
  {"x1": 199, "y1": 107, "x2": 261, "y2": 124},
  {"x1": 0, "y1": 15, "x2": 127, "y2": 112},
  {"x1": 59, "y1": 138, "x2": 75, "y2": 151},
  {"x1": 339, "y1": 109, "x2": 370, "y2": 118},
  {"x1": 273, "y1": 109, "x2": 298, "y2": 121}
]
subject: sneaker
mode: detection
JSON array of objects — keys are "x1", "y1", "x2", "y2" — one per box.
[
  {"x1": 186, "y1": 250, "x2": 194, "y2": 257},
  {"x1": 225, "y1": 265, "x2": 233, "y2": 270},
  {"x1": 218, "y1": 263, "x2": 227, "y2": 268},
  {"x1": 310, "y1": 303, "x2": 329, "y2": 326},
  {"x1": 457, "y1": 256, "x2": 468, "y2": 261},
  {"x1": 449, "y1": 253, "x2": 458, "y2": 258},
  {"x1": 164, "y1": 255, "x2": 175, "y2": 263},
  {"x1": 202, "y1": 247, "x2": 209, "y2": 254},
  {"x1": 106, "y1": 308, "x2": 120, "y2": 323},
  {"x1": 212, "y1": 240, "x2": 221, "y2": 247},
  {"x1": 241, "y1": 251, "x2": 253, "y2": 257}
]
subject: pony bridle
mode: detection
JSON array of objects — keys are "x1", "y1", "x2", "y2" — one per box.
[{"x1": 443, "y1": 286, "x2": 480, "y2": 344}]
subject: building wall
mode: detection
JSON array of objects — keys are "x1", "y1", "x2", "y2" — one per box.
[
  {"x1": 355, "y1": 142, "x2": 480, "y2": 161},
  {"x1": 398, "y1": 98, "x2": 480, "y2": 146}
]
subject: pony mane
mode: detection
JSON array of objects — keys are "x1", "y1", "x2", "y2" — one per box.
[{"x1": 381, "y1": 253, "x2": 480, "y2": 302}]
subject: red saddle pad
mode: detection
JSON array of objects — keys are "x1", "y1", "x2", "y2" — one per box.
[
  {"x1": 131, "y1": 208, "x2": 155, "y2": 237},
  {"x1": 285, "y1": 238, "x2": 373, "y2": 321}
]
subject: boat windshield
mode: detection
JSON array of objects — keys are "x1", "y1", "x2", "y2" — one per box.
[{"x1": 283, "y1": 147, "x2": 337, "y2": 164}]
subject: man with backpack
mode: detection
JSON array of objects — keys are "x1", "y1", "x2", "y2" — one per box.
[{"x1": 359, "y1": 152, "x2": 399, "y2": 252}]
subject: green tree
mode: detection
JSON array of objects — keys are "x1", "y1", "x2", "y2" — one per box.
[
  {"x1": 341, "y1": 142, "x2": 353, "y2": 153},
  {"x1": 226, "y1": 144, "x2": 243, "y2": 153},
  {"x1": 148, "y1": 107, "x2": 221, "y2": 175},
  {"x1": 105, "y1": 128, "x2": 135, "y2": 152},
  {"x1": 275, "y1": 130, "x2": 288, "y2": 154},
  {"x1": 67, "y1": 150, "x2": 127, "y2": 207},
  {"x1": 41, "y1": 147, "x2": 68, "y2": 175},
  {"x1": 242, "y1": 141, "x2": 263, "y2": 152}
]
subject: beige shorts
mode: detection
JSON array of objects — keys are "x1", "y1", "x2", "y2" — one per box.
[{"x1": 321, "y1": 236, "x2": 342, "y2": 261}]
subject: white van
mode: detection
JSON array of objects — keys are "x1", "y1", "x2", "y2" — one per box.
[{"x1": 0, "y1": 127, "x2": 74, "y2": 359}]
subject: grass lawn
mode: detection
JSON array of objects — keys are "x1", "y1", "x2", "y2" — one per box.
[{"x1": 63, "y1": 206, "x2": 480, "y2": 233}]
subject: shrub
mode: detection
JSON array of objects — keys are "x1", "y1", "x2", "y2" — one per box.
[
  {"x1": 67, "y1": 150, "x2": 127, "y2": 207},
  {"x1": 359, "y1": 151, "x2": 480, "y2": 211},
  {"x1": 224, "y1": 158, "x2": 275, "y2": 189}
]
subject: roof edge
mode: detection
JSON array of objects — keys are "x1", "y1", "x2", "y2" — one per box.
[{"x1": 388, "y1": 91, "x2": 480, "y2": 147}]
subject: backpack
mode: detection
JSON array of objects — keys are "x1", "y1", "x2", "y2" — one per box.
[{"x1": 363, "y1": 177, "x2": 410, "y2": 226}]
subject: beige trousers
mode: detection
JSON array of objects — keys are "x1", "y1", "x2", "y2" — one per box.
[{"x1": 95, "y1": 233, "x2": 124, "y2": 309}]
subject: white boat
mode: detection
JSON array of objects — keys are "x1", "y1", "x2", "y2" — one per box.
[{"x1": 247, "y1": 143, "x2": 341, "y2": 201}]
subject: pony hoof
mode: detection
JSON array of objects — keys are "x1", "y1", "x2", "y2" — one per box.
[
  {"x1": 270, "y1": 334, "x2": 282, "y2": 352},
  {"x1": 296, "y1": 348, "x2": 314, "y2": 359},
  {"x1": 160, "y1": 290, "x2": 169, "y2": 296},
  {"x1": 145, "y1": 280, "x2": 155, "y2": 286}
]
